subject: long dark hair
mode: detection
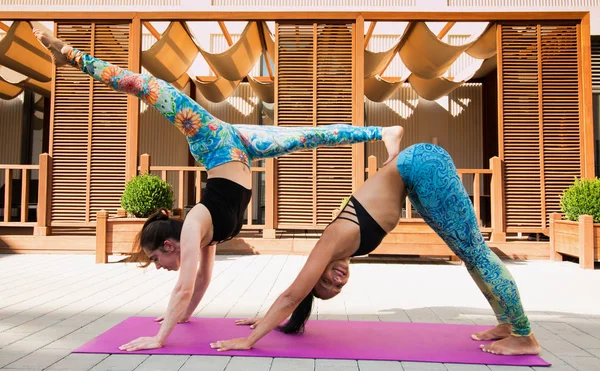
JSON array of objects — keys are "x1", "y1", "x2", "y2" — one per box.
[
  {"x1": 129, "y1": 208, "x2": 183, "y2": 267},
  {"x1": 277, "y1": 293, "x2": 315, "y2": 334}
]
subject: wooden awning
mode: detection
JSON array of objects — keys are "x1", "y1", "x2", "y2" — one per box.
[
  {"x1": 0, "y1": 66, "x2": 51, "y2": 97},
  {"x1": 141, "y1": 21, "x2": 199, "y2": 83},
  {"x1": 247, "y1": 75, "x2": 274, "y2": 103},
  {"x1": 0, "y1": 21, "x2": 52, "y2": 83},
  {"x1": 364, "y1": 75, "x2": 407, "y2": 102},
  {"x1": 408, "y1": 58, "x2": 487, "y2": 100},
  {"x1": 193, "y1": 76, "x2": 241, "y2": 103},
  {"x1": 0, "y1": 79, "x2": 22, "y2": 100},
  {"x1": 196, "y1": 21, "x2": 264, "y2": 81},
  {"x1": 466, "y1": 24, "x2": 497, "y2": 59},
  {"x1": 399, "y1": 21, "x2": 483, "y2": 80}
]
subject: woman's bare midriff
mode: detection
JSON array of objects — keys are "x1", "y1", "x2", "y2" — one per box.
[{"x1": 207, "y1": 161, "x2": 252, "y2": 189}]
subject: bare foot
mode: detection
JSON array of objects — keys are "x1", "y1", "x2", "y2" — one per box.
[
  {"x1": 381, "y1": 126, "x2": 404, "y2": 166},
  {"x1": 472, "y1": 323, "x2": 512, "y2": 341},
  {"x1": 481, "y1": 333, "x2": 541, "y2": 355},
  {"x1": 33, "y1": 28, "x2": 71, "y2": 66}
]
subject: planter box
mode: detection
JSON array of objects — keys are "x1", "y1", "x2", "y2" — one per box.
[
  {"x1": 95, "y1": 210, "x2": 145, "y2": 264},
  {"x1": 550, "y1": 213, "x2": 600, "y2": 269},
  {"x1": 370, "y1": 218, "x2": 456, "y2": 257}
]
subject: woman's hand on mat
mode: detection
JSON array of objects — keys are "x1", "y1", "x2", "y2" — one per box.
[
  {"x1": 119, "y1": 336, "x2": 163, "y2": 352},
  {"x1": 210, "y1": 337, "x2": 252, "y2": 351},
  {"x1": 154, "y1": 314, "x2": 190, "y2": 323},
  {"x1": 235, "y1": 318, "x2": 262, "y2": 329}
]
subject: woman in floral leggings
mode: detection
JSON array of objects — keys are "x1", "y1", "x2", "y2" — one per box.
[
  {"x1": 211, "y1": 143, "x2": 540, "y2": 356},
  {"x1": 35, "y1": 29, "x2": 404, "y2": 352}
]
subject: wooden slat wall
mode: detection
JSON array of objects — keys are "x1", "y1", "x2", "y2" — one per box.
[
  {"x1": 52, "y1": 24, "x2": 93, "y2": 223},
  {"x1": 52, "y1": 22, "x2": 129, "y2": 225},
  {"x1": 540, "y1": 24, "x2": 580, "y2": 223},
  {"x1": 500, "y1": 23, "x2": 581, "y2": 232},
  {"x1": 276, "y1": 22, "x2": 354, "y2": 228},
  {"x1": 501, "y1": 24, "x2": 543, "y2": 231},
  {"x1": 89, "y1": 24, "x2": 129, "y2": 221},
  {"x1": 315, "y1": 23, "x2": 353, "y2": 225},
  {"x1": 276, "y1": 23, "x2": 315, "y2": 226}
]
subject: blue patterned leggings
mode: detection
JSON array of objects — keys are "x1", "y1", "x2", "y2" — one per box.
[
  {"x1": 397, "y1": 143, "x2": 531, "y2": 337},
  {"x1": 65, "y1": 48, "x2": 382, "y2": 170}
]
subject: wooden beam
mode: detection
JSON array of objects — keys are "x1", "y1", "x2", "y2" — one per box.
[
  {"x1": 364, "y1": 21, "x2": 376, "y2": 48},
  {"x1": 257, "y1": 22, "x2": 274, "y2": 80},
  {"x1": 142, "y1": 21, "x2": 161, "y2": 39},
  {"x1": 127, "y1": 16, "x2": 142, "y2": 183},
  {"x1": 218, "y1": 21, "x2": 234, "y2": 46},
  {"x1": 579, "y1": 13, "x2": 595, "y2": 179},
  {"x1": 353, "y1": 16, "x2": 366, "y2": 191},
  {"x1": 0, "y1": 22, "x2": 10, "y2": 32},
  {"x1": 0, "y1": 11, "x2": 588, "y2": 21},
  {"x1": 437, "y1": 21, "x2": 456, "y2": 39},
  {"x1": 536, "y1": 24, "x2": 546, "y2": 230},
  {"x1": 496, "y1": 24, "x2": 505, "y2": 160}
]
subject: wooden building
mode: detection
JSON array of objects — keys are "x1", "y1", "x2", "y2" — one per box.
[{"x1": 0, "y1": 1, "x2": 597, "y2": 261}]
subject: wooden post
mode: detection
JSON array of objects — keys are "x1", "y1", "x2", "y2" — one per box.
[
  {"x1": 579, "y1": 214, "x2": 594, "y2": 269},
  {"x1": 263, "y1": 158, "x2": 276, "y2": 239},
  {"x1": 140, "y1": 153, "x2": 150, "y2": 175},
  {"x1": 490, "y1": 157, "x2": 506, "y2": 242},
  {"x1": 473, "y1": 173, "x2": 481, "y2": 227},
  {"x1": 20, "y1": 169, "x2": 29, "y2": 223},
  {"x1": 549, "y1": 212, "x2": 562, "y2": 261},
  {"x1": 126, "y1": 16, "x2": 142, "y2": 182},
  {"x1": 4, "y1": 169, "x2": 11, "y2": 223},
  {"x1": 352, "y1": 16, "x2": 366, "y2": 191},
  {"x1": 34, "y1": 153, "x2": 51, "y2": 236},
  {"x1": 178, "y1": 170, "x2": 184, "y2": 210},
  {"x1": 579, "y1": 13, "x2": 595, "y2": 179},
  {"x1": 96, "y1": 210, "x2": 109, "y2": 264},
  {"x1": 367, "y1": 155, "x2": 377, "y2": 179}
]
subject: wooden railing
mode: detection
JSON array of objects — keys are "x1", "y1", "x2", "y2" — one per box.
[
  {"x1": 0, "y1": 153, "x2": 51, "y2": 233},
  {"x1": 366, "y1": 155, "x2": 506, "y2": 242},
  {"x1": 138, "y1": 153, "x2": 266, "y2": 229}
]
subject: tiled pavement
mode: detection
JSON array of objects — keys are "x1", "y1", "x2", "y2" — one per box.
[{"x1": 1, "y1": 253, "x2": 599, "y2": 370}]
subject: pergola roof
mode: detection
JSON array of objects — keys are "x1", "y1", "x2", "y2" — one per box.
[{"x1": 0, "y1": 19, "x2": 497, "y2": 105}]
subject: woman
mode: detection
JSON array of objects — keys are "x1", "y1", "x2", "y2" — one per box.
[
  {"x1": 34, "y1": 30, "x2": 404, "y2": 352},
  {"x1": 209, "y1": 143, "x2": 541, "y2": 356}
]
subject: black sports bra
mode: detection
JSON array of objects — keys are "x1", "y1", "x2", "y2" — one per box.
[
  {"x1": 332, "y1": 195, "x2": 388, "y2": 256},
  {"x1": 198, "y1": 178, "x2": 252, "y2": 244}
]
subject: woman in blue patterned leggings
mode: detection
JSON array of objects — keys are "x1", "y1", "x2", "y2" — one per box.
[
  {"x1": 212, "y1": 143, "x2": 540, "y2": 357},
  {"x1": 35, "y1": 30, "x2": 405, "y2": 353}
]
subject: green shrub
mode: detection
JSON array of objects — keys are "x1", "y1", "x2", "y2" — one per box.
[
  {"x1": 559, "y1": 177, "x2": 600, "y2": 223},
  {"x1": 120, "y1": 174, "x2": 173, "y2": 218}
]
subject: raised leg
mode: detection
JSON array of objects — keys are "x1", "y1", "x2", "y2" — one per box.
[
  {"x1": 34, "y1": 30, "x2": 227, "y2": 142},
  {"x1": 234, "y1": 124, "x2": 403, "y2": 163}
]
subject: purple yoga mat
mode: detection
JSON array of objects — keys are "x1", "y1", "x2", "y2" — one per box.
[{"x1": 74, "y1": 317, "x2": 550, "y2": 367}]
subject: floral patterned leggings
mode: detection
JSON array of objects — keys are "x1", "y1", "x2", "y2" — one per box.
[
  {"x1": 66, "y1": 48, "x2": 382, "y2": 170},
  {"x1": 397, "y1": 143, "x2": 532, "y2": 337}
]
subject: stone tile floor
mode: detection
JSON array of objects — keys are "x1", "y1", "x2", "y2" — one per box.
[{"x1": 0, "y1": 253, "x2": 599, "y2": 370}]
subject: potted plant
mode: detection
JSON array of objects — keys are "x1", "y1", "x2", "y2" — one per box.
[
  {"x1": 95, "y1": 174, "x2": 174, "y2": 263},
  {"x1": 550, "y1": 177, "x2": 600, "y2": 269}
]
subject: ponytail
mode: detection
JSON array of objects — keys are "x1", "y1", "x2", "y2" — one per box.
[
  {"x1": 130, "y1": 208, "x2": 183, "y2": 268},
  {"x1": 277, "y1": 293, "x2": 315, "y2": 334}
]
